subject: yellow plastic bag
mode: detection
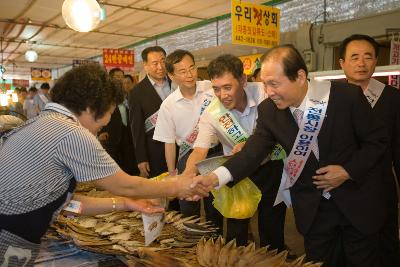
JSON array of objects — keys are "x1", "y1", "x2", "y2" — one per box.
[{"x1": 212, "y1": 177, "x2": 261, "y2": 219}]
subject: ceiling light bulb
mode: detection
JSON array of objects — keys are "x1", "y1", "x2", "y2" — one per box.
[
  {"x1": 25, "y1": 50, "x2": 38, "y2": 62},
  {"x1": 62, "y1": 0, "x2": 101, "y2": 32}
]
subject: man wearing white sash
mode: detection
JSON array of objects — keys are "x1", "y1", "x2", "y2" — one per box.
[
  {"x1": 183, "y1": 54, "x2": 286, "y2": 249},
  {"x1": 33, "y1": 82, "x2": 50, "y2": 113},
  {"x1": 196, "y1": 45, "x2": 388, "y2": 266},
  {"x1": 340, "y1": 34, "x2": 400, "y2": 267},
  {"x1": 153, "y1": 50, "x2": 221, "y2": 224}
]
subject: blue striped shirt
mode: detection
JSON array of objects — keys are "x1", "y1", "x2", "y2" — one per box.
[{"x1": 0, "y1": 103, "x2": 120, "y2": 215}]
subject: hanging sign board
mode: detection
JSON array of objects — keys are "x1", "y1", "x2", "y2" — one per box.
[
  {"x1": 239, "y1": 53, "x2": 263, "y2": 75},
  {"x1": 103, "y1": 49, "x2": 134, "y2": 71},
  {"x1": 31, "y1": 68, "x2": 52, "y2": 81},
  {"x1": 231, "y1": 0, "x2": 280, "y2": 48},
  {"x1": 12, "y1": 79, "x2": 29, "y2": 88},
  {"x1": 72, "y1": 59, "x2": 98, "y2": 68}
]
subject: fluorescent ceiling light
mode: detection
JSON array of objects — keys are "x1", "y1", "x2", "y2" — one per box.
[{"x1": 310, "y1": 65, "x2": 400, "y2": 81}]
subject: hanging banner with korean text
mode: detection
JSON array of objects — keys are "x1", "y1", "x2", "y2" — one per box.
[
  {"x1": 103, "y1": 49, "x2": 134, "y2": 71},
  {"x1": 31, "y1": 68, "x2": 52, "y2": 81},
  {"x1": 239, "y1": 53, "x2": 263, "y2": 75},
  {"x1": 72, "y1": 59, "x2": 98, "y2": 68},
  {"x1": 389, "y1": 40, "x2": 400, "y2": 89},
  {"x1": 231, "y1": 0, "x2": 280, "y2": 48},
  {"x1": 12, "y1": 79, "x2": 29, "y2": 88}
]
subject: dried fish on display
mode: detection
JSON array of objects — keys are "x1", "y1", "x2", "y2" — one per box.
[
  {"x1": 196, "y1": 236, "x2": 323, "y2": 267},
  {"x1": 50, "y1": 209, "x2": 218, "y2": 266}
]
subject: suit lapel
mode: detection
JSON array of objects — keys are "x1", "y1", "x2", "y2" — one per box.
[
  {"x1": 143, "y1": 76, "x2": 163, "y2": 104},
  {"x1": 316, "y1": 85, "x2": 335, "y2": 159},
  {"x1": 274, "y1": 108, "x2": 298, "y2": 154}
]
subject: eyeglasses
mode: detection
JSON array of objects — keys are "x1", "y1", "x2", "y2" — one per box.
[{"x1": 175, "y1": 65, "x2": 197, "y2": 77}]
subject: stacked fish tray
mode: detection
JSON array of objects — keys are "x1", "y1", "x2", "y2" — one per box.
[
  {"x1": 51, "y1": 211, "x2": 323, "y2": 267},
  {"x1": 50, "y1": 185, "x2": 322, "y2": 266},
  {"x1": 196, "y1": 237, "x2": 322, "y2": 267},
  {"x1": 51, "y1": 208, "x2": 217, "y2": 266}
]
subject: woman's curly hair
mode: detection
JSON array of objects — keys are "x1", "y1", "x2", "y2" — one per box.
[{"x1": 51, "y1": 64, "x2": 124, "y2": 120}]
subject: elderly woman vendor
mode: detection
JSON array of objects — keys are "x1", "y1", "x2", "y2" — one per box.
[{"x1": 0, "y1": 64, "x2": 207, "y2": 266}]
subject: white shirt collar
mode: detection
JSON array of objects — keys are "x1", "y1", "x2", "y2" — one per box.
[
  {"x1": 44, "y1": 102, "x2": 78, "y2": 122},
  {"x1": 174, "y1": 81, "x2": 207, "y2": 102},
  {"x1": 367, "y1": 78, "x2": 384, "y2": 91},
  {"x1": 147, "y1": 74, "x2": 167, "y2": 87},
  {"x1": 235, "y1": 83, "x2": 259, "y2": 116},
  {"x1": 289, "y1": 81, "x2": 310, "y2": 114}
]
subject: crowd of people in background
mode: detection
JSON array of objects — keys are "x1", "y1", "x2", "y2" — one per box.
[{"x1": 0, "y1": 33, "x2": 399, "y2": 267}]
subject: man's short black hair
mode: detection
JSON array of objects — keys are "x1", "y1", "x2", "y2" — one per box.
[
  {"x1": 165, "y1": 49, "x2": 195, "y2": 74},
  {"x1": 141, "y1": 46, "x2": 166, "y2": 62},
  {"x1": 207, "y1": 54, "x2": 244, "y2": 81},
  {"x1": 261, "y1": 44, "x2": 308, "y2": 81},
  {"x1": 40, "y1": 82, "x2": 50, "y2": 90},
  {"x1": 28, "y1": 87, "x2": 37, "y2": 93},
  {"x1": 338, "y1": 34, "x2": 379, "y2": 60},
  {"x1": 252, "y1": 68, "x2": 261, "y2": 79},
  {"x1": 109, "y1": 67, "x2": 124, "y2": 78},
  {"x1": 50, "y1": 64, "x2": 124, "y2": 120}
]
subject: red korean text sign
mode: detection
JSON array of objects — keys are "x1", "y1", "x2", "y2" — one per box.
[{"x1": 103, "y1": 49, "x2": 134, "y2": 71}]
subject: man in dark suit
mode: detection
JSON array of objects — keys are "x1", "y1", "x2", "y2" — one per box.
[
  {"x1": 339, "y1": 34, "x2": 400, "y2": 267},
  {"x1": 99, "y1": 68, "x2": 139, "y2": 175},
  {"x1": 195, "y1": 45, "x2": 388, "y2": 266},
  {"x1": 128, "y1": 46, "x2": 172, "y2": 178}
]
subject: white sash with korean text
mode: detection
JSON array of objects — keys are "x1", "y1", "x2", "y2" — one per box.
[
  {"x1": 144, "y1": 111, "x2": 159, "y2": 133},
  {"x1": 178, "y1": 84, "x2": 214, "y2": 161},
  {"x1": 364, "y1": 78, "x2": 385, "y2": 108},
  {"x1": 208, "y1": 98, "x2": 249, "y2": 146},
  {"x1": 274, "y1": 80, "x2": 331, "y2": 207}
]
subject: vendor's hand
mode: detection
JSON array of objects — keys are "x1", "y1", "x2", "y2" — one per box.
[
  {"x1": 312, "y1": 165, "x2": 350, "y2": 192},
  {"x1": 138, "y1": 162, "x2": 150, "y2": 178},
  {"x1": 174, "y1": 174, "x2": 210, "y2": 200},
  {"x1": 195, "y1": 173, "x2": 219, "y2": 190},
  {"x1": 123, "y1": 197, "x2": 165, "y2": 214},
  {"x1": 230, "y1": 141, "x2": 246, "y2": 155}
]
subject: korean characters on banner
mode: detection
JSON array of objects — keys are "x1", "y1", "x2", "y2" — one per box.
[
  {"x1": 231, "y1": 0, "x2": 280, "y2": 48},
  {"x1": 31, "y1": 68, "x2": 52, "y2": 81},
  {"x1": 389, "y1": 40, "x2": 400, "y2": 89},
  {"x1": 72, "y1": 59, "x2": 98, "y2": 68},
  {"x1": 103, "y1": 49, "x2": 134, "y2": 72},
  {"x1": 239, "y1": 54, "x2": 262, "y2": 75},
  {"x1": 12, "y1": 79, "x2": 29, "y2": 88}
]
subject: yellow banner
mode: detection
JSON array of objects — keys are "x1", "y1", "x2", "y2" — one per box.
[
  {"x1": 231, "y1": 0, "x2": 280, "y2": 48},
  {"x1": 239, "y1": 53, "x2": 262, "y2": 75}
]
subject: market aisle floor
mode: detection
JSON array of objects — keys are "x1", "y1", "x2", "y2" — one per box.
[
  {"x1": 202, "y1": 202, "x2": 305, "y2": 256},
  {"x1": 284, "y1": 208, "x2": 305, "y2": 256}
]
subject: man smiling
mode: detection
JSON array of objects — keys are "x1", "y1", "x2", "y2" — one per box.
[
  {"x1": 196, "y1": 45, "x2": 388, "y2": 266},
  {"x1": 183, "y1": 54, "x2": 286, "y2": 249}
]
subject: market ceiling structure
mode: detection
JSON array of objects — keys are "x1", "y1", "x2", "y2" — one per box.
[{"x1": 0, "y1": 0, "x2": 269, "y2": 77}]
